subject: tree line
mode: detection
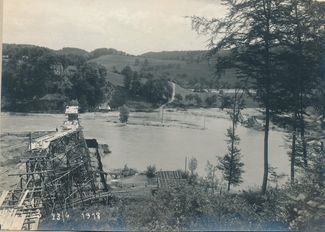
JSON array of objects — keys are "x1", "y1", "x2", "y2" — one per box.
[
  {"x1": 120, "y1": 65, "x2": 173, "y2": 106},
  {"x1": 2, "y1": 45, "x2": 109, "y2": 112},
  {"x1": 192, "y1": 0, "x2": 325, "y2": 194}
]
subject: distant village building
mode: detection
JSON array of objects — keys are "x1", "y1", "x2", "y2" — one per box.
[{"x1": 98, "y1": 103, "x2": 111, "y2": 112}]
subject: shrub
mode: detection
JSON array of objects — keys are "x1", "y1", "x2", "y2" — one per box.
[
  {"x1": 145, "y1": 165, "x2": 157, "y2": 178},
  {"x1": 205, "y1": 95, "x2": 218, "y2": 107},
  {"x1": 119, "y1": 105, "x2": 129, "y2": 123},
  {"x1": 121, "y1": 164, "x2": 137, "y2": 177}
]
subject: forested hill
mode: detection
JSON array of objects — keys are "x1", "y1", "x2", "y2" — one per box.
[
  {"x1": 140, "y1": 50, "x2": 206, "y2": 60},
  {"x1": 2, "y1": 44, "x2": 130, "y2": 60},
  {"x1": 2, "y1": 44, "x2": 113, "y2": 112},
  {"x1": 1, "y1": 44, "x2": 240, "y2": 112},
  {"x1": 55, "y1": 47, "x2": 89, "y2": 57},
  {"x1": 89, "y1": 49, "x2": 239, "y2": 89}
]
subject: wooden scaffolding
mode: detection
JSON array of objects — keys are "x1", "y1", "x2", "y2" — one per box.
[{"x1": 0, "y1": 108, "x2": 110, "y2": 230}]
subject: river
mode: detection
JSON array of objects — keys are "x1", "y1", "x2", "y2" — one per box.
[{"x1": 0, "y1": 108, "x2": 289, "y2": 190}]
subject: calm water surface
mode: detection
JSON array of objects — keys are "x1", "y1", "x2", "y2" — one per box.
[{"x1": 1, "y1": 109, "x2": 289, "y2": 189}]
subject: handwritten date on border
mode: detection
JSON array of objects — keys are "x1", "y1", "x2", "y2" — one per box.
[{"x1": 51, "y1": 211, "x2": 101, "y2": 221}]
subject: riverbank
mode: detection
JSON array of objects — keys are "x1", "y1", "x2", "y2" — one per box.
[{"x1": 1, "y1": 108, "x2": 289, "y2": 189}]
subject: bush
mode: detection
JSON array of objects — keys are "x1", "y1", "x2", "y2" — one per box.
[
  {"x1": 121, "y1": 164, "x2": 138, "y2": 177},
  {"x1": 205, "y1": 94, "x2": 218, "y2": 107},
  {"x1": 119, "y1": 105, "x2": 129, "y2": 123},
  {"x1": 279, "y1": 145, "x2": 325, "y2": 231},
  {"x1": 145, "y1": 165, "x2": 157, "y2": 178}
]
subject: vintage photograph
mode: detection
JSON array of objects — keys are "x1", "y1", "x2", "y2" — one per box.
[{"x1": 0, "y1": 0, "x2": 324, "y2": 231}]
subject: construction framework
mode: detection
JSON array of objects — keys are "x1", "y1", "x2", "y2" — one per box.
[{"x1": 0, "y1": 106, "x2": 110, "y2": 230}]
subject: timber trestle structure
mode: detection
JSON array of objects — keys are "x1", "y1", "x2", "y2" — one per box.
[{"x1": 0, "y1": 106, "x2": 110, "y2": 230}]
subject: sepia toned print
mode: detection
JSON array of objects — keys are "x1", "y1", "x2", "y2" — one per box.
[{"x1": 0, "y1": 0, "x2": 324, "y2": 231}]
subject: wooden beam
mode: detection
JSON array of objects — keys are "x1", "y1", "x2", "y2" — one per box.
[
  {"x1": 0, "y1": 190, "x2": 9, "y2": 207},
  {"x1": 8, "y1": 170, "x2": 54, "y2": 176}
]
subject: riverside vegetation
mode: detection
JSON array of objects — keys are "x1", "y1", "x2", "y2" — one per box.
[{"x1": 2, "y1": 0, "x2": 325, "y2": 231}]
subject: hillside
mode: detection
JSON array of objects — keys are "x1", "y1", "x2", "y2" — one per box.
[
  {"x1": 89, "y1": 51, "x2": 240, "y2": 89},
  {"x1": 90, "y1": 48, "x2": 130, "y2": 59},
  {"x1": 2, "y1": 43, "x2": 241, "y2": 89},
  {"x1": 140, "y1": 50, "x2": 206, "y2": 60},
  {"x1": 89, "y1": 53, "x2": 211, "y2": 88},
  {"x1": 55, "y1": 47, "x2": 89, "y2": 57},
  {"x1": 104, "y1": 71, "x2": 125, "y2": 87},
  {"x1": 2, "y1": 43, "x2": 247, "y2": 112}
]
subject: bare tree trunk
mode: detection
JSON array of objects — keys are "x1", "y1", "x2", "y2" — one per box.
[
  {"x1": 291, "y1": 122, "x2": 296, "y2": 183},
  {"x1": 228, "y1": 106, "x2": 236, "y2": 192},
  {"x1": 261, "y1": 0, "x2": 271, "y2": 195},
  {"x1": 299, "y1": 106, "x2": 307, "y2": 167},
  {"x1": 262, "y1": 106, "x2": 270, "y2": 194},
  {"x1": 294, "y1": 0, "x2": 308, "y2": 168}
]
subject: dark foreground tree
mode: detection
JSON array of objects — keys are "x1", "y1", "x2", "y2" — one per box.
[
  {"x1": 192, "y1": 0, "x2": 288, "y2": 194},
  {"x1": 263, "y1": 0, "x2": 324, "y2": 182},
  {"x1": 279, "y1": 0, "x2": 323, "y2": 169}
]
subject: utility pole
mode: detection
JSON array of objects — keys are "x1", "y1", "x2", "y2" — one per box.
[
  {"x1": 203, "y1": 116, "x2": 206, "y2": 130},
  {"x1": 29, "y1": 132, "x2": 32, "y2": 152},
  {"x1": 161, "y1": 107, "x2": 164, "y2": 124}
]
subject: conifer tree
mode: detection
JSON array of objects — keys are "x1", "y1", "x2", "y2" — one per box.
[
  {"x1": 192, "y1": 0, "x2": 282, "y2": 194},
  {"x1": 218, "y1": 89, "x2": 244, "y2": 191},
  {"x1": 191, "y1": 0, "x2": 324, "y2": 193}
]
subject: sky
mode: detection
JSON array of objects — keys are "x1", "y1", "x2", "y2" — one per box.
[{"x1": 2, "y1": 0, "x2": 226, "y2": 55}]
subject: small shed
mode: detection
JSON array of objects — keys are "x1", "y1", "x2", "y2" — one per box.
[
  {"x1": 156, "y1": 171, "x2": 187, "y2": 188},
  {"x1": 98, "y1": 103, "x2": 111, "y2": 112}
]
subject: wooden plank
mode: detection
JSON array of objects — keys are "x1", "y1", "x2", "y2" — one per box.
[
  {"x1": 8, "y1": 170, "x2": 54, "y2": 176},
  {"x1": 28, "y1": 217, "x2": 40, "y2": 230},
  {"x1": 10, "y1": 214, "x2": 26, "y2": 230},
  {"x1": 19, "y1": 207, "x2": 43, "y2": 212},
  {"x1": 0, "y1": 211, "x2": 8, "y2": 228},
  {"x1": 0, "y1": 190, "x2": 9, "y2": 207},
  {"x1": 0, "y1": 209, "x2": 16, "y2": 230},
  {"x1": 18, "y1": 190, "x2": 29, "y2": 207}
]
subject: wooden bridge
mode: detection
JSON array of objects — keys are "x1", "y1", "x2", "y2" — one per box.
[{"x1": 0, "y1": 106, "x2": 110, "y2": 230}]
